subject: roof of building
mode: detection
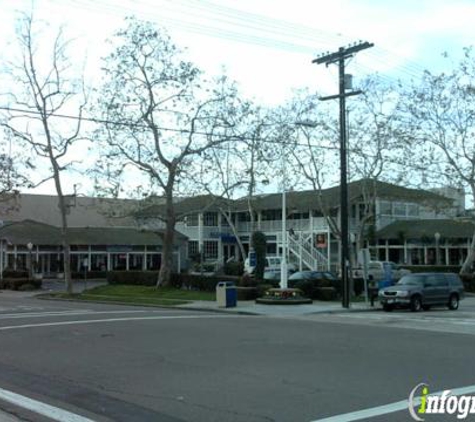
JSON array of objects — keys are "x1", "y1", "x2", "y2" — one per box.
[
  {"x1": 376, "y1": 219, "x2": 475, "y2": 240},
  {"x1": 136, "y1": 179, "x2": 452, "y2": 217},
  {"x1": 0, "y1": 193, "x2": 164, "y2": 228},
  {"x1": 0, "y1": 220, "x2": 187, "y2": 246},
  {"x1": 136, "y1": 194, "x2": 233, "y2": 218}
]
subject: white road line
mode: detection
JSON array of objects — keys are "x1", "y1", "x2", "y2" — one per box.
[
  {"x1": 0, "y1": 314, "x2": 236, "y2": 331},
  {"x1": 0, "y1": 309, "x2": 157, "y2": 320},
  {"x1": 310, "y1": 384, "x2": 475, "y2": 422},
  {"x1": 0, "y1": 386, "x2": 96, "y2": 422}
]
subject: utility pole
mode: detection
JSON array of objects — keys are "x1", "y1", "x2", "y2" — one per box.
[{"x1": 313, "y1": 41, "x2": 374, "y2": 308}]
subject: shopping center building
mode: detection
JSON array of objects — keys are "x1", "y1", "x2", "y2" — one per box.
[{"x1": 0, "y1": 179, "x2": 471, "y2": 276}]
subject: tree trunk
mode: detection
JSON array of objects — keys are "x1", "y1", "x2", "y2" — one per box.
[
  {"x1": 220, "y1": 209, "x2": 246, "y2": 261},
  {"x1": 52, "y1": 161, "x2": 72, "y2": 294},
  {"x1": 157, "y1": 194, "x2": 176, "y2": 287},
  {"x1": 460, "y1": 230, "x2": 475, "y2": 274}
]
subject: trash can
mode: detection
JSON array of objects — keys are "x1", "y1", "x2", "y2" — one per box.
[{"x1": 216, "y1": 282, "x2": 237, "y2": 308}]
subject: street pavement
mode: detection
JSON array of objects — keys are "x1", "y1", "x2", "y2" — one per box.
[{"x1": 0, "y1": 288, "x2": 474, "y2": 421}]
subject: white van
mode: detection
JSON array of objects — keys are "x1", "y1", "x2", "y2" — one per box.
[{"x1": 244, "y1": 256, "x2": 295, "y2": 274}]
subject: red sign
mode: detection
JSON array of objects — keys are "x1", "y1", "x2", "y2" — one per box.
[{"x1": 315, "y1": 234, "x2": 327, "y2": 248}]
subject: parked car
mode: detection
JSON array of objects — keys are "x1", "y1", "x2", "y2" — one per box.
[
  {"x1": 244, "y1": 256, "x2": 296, "y2": 275},
  {"x1": 288, "y1": 270, "x2": 338, "y2": 283},
  {"x1": 287, "y1": 270, "x2": 340, "y2": 300},
  {"x1": 378, "y1": 272, "x2": 464, "y2": 312},
  {"x1": 263, "y1": 270, "x2": 295, "y2": 287},
  {"x1": 352, "y1": 261, "x2": 410, "y2": 282}
]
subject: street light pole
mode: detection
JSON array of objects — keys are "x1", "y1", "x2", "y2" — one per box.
[
  {"x1": 281, "y1": 142, "x2": 288, "y2": 289},
  {"x1": 435, "y1": 232, "x2": 441, "y2": 265},
  {"x1": 27, "y1": 242, "x2": 33, "y2": 282}
]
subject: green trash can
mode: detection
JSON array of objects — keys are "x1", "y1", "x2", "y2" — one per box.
[{"x1": 216, "y1": 282, "x2": 237, "y2": 308}]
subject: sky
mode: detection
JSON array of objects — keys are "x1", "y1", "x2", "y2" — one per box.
[{"x1": 0, "y1": 0, "x2": 474, "y2": 195}]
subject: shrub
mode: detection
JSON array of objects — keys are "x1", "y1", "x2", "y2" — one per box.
[
  {"x1": 403, "y1": 265, "x2": 461, "y2": 273},
  {"x1": 171, "y1": 273, "x2": 239, "y2": 291},
  {"x1": 314, "y1": 286, "x2": 337, "y2": 301},
  {"x1": 460, "y1": 274, "x2": 475, "y2": 293},
  {"x1": 252, "y1": 231, "x2": 267, "y2": 280},
  {"x1": 239, "y1": 273, "x2": 257, "y2": 287},
  {"x1": 107, "y1": 271, "x2": 159, "y2": 286},
  {"x1": 236, "y1": 286, "x2": 258, "y2": 300},
  {"x1": 72, "y1": 271, "x2": 107, "y2": 280},
  {"x1": 293, "y1": 280, "x2": 315, "y2": 298},
  {"x1": 352, "y1": 278, "x2": 365, "y2": 296},
  {"x1": 223, "y1": 261, "x2": 244, "y2": 276},
  {"x1": 2, "y1": 269, "x2": 29, "y2": 279},
  {"x1": 256, "y1": 283, "x2": 274, "y2": 297},
  {"x1": 17, "y1": 283, "x2": 38, "y2": 291},
  {"x1": 0, "y1": 278, "x2": 42, "y2": 290}
]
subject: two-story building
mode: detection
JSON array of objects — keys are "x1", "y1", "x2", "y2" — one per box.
[
  {"x1": 137, "y1": 179, "x2": 468, "y2": 271},
  {"x1": 0, "y1": 179, "x2": 471, "y2": 276}
]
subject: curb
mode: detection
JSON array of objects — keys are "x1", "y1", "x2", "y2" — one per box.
[
  {"x1": 35, "y1": 295, "x2": 258, "y2": 316},
  {"x1": 36, "y1": 295, "x2": 382, "y2": 315}
]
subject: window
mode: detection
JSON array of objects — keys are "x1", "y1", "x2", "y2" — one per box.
[
  {"x1": 407, "y1": 204, "x2": 419, "y2": 217},
  {"x1": 204, "y1": 212, "x2": 218, "y2": 227},
  {"x1": 238, "y1": 212, "x2": 251, "y2": 222},
  {"x1": 393, "y1": 202, "x2": 406, "y2": 216},
  {"x1": 262, "y1": 209, "x2": 281, "y2": 221},
  {"x1": 204, "y1": 241, "x2": 218, "y2": 259},
  {"x1": 188, "y1": 241, "x2": 199, "y2": 257},
  {"x1": 380, "y1": 201, "x2": 392, "y2": 215},
  {"x1": 185, "y1": 214, "x2": 198, "y2": 226}
]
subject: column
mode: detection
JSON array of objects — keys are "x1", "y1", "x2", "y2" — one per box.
[
  {"x1": 88, "y1": 246, "x2": 92, "y2": 271},
  {"x1": 14, "y1": 245, "x2": 17, "y2": 270},
  {"x1": 198, "y1": 213, "x2": 204, "y2": 261},
  {"x1": 217, "y1": 213, "x2": 223, "y2": 264}
]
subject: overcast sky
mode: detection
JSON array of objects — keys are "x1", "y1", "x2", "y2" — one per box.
[
  {"x1": 2, "y1": 0, "x2": 473, "y2": 104},
  {"x1": 0, "y1": 0, "x2": 474, "y2": 195}
]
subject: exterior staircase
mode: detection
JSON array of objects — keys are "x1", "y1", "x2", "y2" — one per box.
[{"x1": 287, "y1": 231, "x2": 329, "y2": 271}]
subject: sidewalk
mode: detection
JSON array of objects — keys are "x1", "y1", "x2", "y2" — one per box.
[{"x1": 177, "y1": 299, "x2": 381, "y2": 316}]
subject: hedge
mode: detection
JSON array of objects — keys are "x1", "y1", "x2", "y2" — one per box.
[
  {"x1": 403, "y1": 265, "x2": 461, "y2": 273},
  {"x1": 72, "y1": 271, "x2": 107, "y2": 280},
  {"x1": 2, "y1": 270, "x2": 29, "y2": 279},
  {"x1": 172, "y1": 274, "x2": 239, "y2": 291},
  {"x1": 107, "y1": 271, "x2": 160, "y2": 286},
  {"x1": 0, "y1": 278, "x2": 42, "y2": 290}
]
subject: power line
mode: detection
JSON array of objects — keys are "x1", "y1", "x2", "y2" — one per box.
[{"x1": 52, "y1": 0, "x2": 429, "y2": 83}]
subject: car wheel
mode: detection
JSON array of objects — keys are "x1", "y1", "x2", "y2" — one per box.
[
  {"x1": 448, "y1": 294, "x2": 459, "y2": 310},
  {"x1": 410, "y1": 295, "x2": 422, "y2": 312},
  {"x1": 422, "y1": 305, "x2": 431, "y2": 311},
  {"x1": 383, "y1": 303, "x2": 393, "y2": 312}
]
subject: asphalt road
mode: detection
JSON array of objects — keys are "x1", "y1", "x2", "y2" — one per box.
[{"x1": 0, "y1": 294, "x2": 474, "y2": 422}]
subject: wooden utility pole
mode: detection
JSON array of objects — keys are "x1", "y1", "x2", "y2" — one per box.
[{"x1": 313, "y1": 41, "x2": 374, "y2": 308}]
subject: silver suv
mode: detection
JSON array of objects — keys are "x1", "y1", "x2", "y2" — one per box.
[{"x1": 378, "y1": 273, "x2": 464, "y2": 312}]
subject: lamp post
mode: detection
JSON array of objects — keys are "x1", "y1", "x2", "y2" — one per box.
[
  {"x1": 434, "y1": 232, "x2": 441, "y2": 265},
  {"x1": 280, "y1": 142, "x2": 288, "y2": 289},
  {"x1": 27, "y1": 242, "x2": 33, "y2": 281}
]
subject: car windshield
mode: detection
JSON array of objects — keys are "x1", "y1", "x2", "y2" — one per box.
[{"x1": 397, "y1": 275, "x2": 425, "y2": 286}]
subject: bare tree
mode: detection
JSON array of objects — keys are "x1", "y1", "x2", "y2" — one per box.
[
  {"x1": 1, "y1": 13, "x2": 87, "y2": 292},
  {"x1": 399, "y1": 47, "x2": 475, "y2": 273},
  {"x1": 347, "y1": 77, "x2": 406, "y2": 253},
  {"x1": 94, "y1": 18, "x2": 241, "y2": 286}
]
